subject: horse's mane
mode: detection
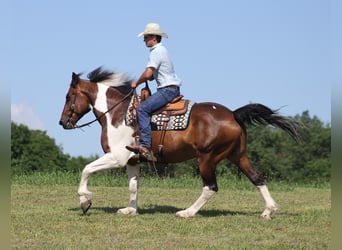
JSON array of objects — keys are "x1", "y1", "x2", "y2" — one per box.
[{"x1": 87, "y1": 66, "x2": 132, "y2": 95}]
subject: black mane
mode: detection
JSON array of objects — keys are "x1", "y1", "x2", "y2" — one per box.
[
  {"x1": 87, "y1": 66, "x2": 132, "y2": 95},
  {"x1": 87, "y1": 66, "x2": 115, "y2": 82}
]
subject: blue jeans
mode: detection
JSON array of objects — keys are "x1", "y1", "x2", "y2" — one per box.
[{"x1": 137, "y1": 86, "x2": 180, "y2": 147}]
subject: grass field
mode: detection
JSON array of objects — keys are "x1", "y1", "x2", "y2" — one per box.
[{"x1": 11, "y1": 172, "x2": 331, "y2": 249}]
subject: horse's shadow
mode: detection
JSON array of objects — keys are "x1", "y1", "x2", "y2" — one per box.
[{"x1": 69, "y1": 205, "x2": 260, "y2": 217}]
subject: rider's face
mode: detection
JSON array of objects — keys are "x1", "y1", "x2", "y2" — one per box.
[{"x1": 143, "y1": 35, "x2": 157, "y2": 47}]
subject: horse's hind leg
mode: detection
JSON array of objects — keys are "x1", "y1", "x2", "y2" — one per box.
[
  {"x1": 176, "y1": 154, "x2": 217, "y2": 218},
  {"x1": 230, "y1": 155, "x2": 278, "y2": 219}
]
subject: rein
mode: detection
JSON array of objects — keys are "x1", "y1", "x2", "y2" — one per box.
[{"x1": 73, "y1": 88, "x2": 135, "y2": 129}]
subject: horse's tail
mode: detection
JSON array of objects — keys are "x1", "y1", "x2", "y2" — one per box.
[{"x1": 233, "y1": 103, "x2": 302, "y2": 141}]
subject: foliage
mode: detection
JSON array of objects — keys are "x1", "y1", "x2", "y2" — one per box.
[
  {"x1": 245, "y1": 111, "x2": 331, "y2": 183},
  {"x1": 11, "y1": 123, "x2": 69, "y2": 174},
  {"x1": 11, "y1": 110, "x2": 331, "y2": 183},
  {"x1": 66, "y1": 155, "x2": 99, "y2": 173}
]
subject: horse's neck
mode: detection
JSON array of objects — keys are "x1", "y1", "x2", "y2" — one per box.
[
  {"x1": 93, "y1": 84, "x2": 131, "y2": 126},
  {"x1": 79, "y1": 80, "x2": 99, "y2": 107}
]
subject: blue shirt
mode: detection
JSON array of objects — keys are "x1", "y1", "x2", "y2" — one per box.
[{"x1": 146, "y1": 43, "x2": 182, "y2": 88}]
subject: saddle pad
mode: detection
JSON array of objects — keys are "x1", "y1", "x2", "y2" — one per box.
[
  {"x1": 125, "y1": 97, "x2": 195, "y2": 131},
  {"x1": 151, "y1": 100, "x2": 195, "y2": 130}
]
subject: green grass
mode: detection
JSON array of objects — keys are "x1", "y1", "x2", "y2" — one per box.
[{"x1": 11, "y1": 172, "x2": 331, "y2": 249}]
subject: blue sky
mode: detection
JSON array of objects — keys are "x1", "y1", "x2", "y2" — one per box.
[{"x1": 6, "y1": 0, "x2": 336, "y2": 157}]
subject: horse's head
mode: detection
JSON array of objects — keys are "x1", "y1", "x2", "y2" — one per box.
[{"x1": 59, "y1": 72, "x2": 92, "y2": 129}]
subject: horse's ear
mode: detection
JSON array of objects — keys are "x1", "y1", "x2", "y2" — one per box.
[
  {"x1": 72, "y1": 72, "x2": 78, "y2": 79},
  {"x1": 71, "y1": 72, "x2": 79, "y2": 87}
]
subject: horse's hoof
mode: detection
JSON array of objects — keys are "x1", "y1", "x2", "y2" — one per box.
[
  {"x1": 175, "y1": 209, "x2": 194, "y2": 218},
  {"x1": 116, "y1": 207, "x2": 137, "y2": 215},
  {"x1": 260, "y1": 206, "x2": 278, "y2": 220},
  {"x1": 260, "y1": 214, "x2": 272, "y2": 220},
  {"x1": 81, "y1": 200, "x2": 92, "y2": 214}
]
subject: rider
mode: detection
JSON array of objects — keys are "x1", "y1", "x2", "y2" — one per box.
[{"x1": 126, "y1": 23, "x2": 182, "y2": 161}]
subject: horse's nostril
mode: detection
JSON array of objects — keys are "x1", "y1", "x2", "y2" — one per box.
[{"x1": 59, "y1": 118, "x2": 68, "y2": 126}]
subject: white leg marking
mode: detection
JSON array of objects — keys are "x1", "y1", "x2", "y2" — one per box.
[
  {"x1": 176, "y1": 186, "x2": 215, "y2": 218},
  {"x1": 117, "y1": 165, "x2": 140, "y2": 215},
  {"x1": 257, "y1": 185, "x2": 278, "y2": 219},
  {"x1": 78, "y1": 153, "x2": 124, "y2": 204}
]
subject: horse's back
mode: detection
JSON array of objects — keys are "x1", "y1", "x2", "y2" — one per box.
[
  {"x1": 151, "y1": 101, "x2": 243, "y2": 162},
  {"x1": 190, "y1": 102, "x2": 236, "y2": 123}
]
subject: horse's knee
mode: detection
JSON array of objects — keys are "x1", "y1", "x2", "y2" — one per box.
[
  {"x1": 127, "y1": 165, "x2": 140, "y2": 178},
  {"x1": 129, "y1": 176, "x2": 138, "y2": 193},
  {"x1": 81, "y1": 163, "x2": 92, "y2": 176}
]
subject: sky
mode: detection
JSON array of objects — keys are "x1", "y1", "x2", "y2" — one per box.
[{"x1": 4, "y1": 0, "x2": 338, "y2": 157}]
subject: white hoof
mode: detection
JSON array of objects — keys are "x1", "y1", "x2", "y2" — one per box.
[
  {"x1": 116, "y1": 207, "x2": 137, "y2": 215},
  {"x1": 260, "y1": 206, "x2": 278, "y2": 220},
  {"x1": 175, "y1": 209, "x2": 195, "y2": 218}
]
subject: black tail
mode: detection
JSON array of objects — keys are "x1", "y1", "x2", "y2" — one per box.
[{"x1": 233, "y1": 103, "x2": 302, "y2": 141}]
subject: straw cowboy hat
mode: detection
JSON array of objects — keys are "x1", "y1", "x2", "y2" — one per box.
[{"x1": 137, "y1": 23, "x2": 168, "y2": 38}]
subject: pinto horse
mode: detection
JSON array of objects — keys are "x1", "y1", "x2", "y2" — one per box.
[{"x1": 59, "y1": 67, "x2": 301, "y2": 219}]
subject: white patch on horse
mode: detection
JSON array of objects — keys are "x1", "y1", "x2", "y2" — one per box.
[
  {"x1": 212, "y1": 105, "x2": 216, "y2": 109},
  {"x1": 94, "y1": 83, "x2": 135, "y2": 164},
  {"x1": 94, "y1": 84, "x2": 109, "y2": 111},
  {"x1": 106, "y1": 119, "x2": 135, "y2": 165}
]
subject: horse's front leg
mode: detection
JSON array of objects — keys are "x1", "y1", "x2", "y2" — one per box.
[
  {"x1": 78, "y1": 153, "x2": 124, "y2": 214},
  {"x1": 117, "y1": 164, "x2": 140, "y2": 215}
]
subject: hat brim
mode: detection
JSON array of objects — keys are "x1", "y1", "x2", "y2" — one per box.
[{"x1": 137, "y1": 31, "x2": 168, "y2": 38}]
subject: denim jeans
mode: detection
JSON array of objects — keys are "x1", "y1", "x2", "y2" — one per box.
[{"x1": 137, "y1": 86, "x2": 180, "y2": 147}]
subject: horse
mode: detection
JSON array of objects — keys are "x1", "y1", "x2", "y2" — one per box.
[{"x1": 59, "y1": 67, "x2": 301, "y2": 219}]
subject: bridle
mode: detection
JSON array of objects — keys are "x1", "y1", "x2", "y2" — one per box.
[{"x1": 68, "y1": 87, "x2": 135, "y2": 129}]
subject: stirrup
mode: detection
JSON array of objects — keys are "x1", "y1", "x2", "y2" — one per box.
[{"x1": 140, "y1": 150, "x2": 157, "y2": 162}]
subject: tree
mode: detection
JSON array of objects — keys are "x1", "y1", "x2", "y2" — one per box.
[
  {"x1": 11, "y1": 123, "x2": 31, "y2": 171},
  {"x1": 245, "y1": 111, "x2": 331, "y2": 183},
  {"x1": 11, "y1": 122, "x2": 68, "y2": 174}
]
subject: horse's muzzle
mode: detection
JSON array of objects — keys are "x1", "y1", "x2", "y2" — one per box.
[{"x1": 59, "y1": 116, "x2": 74, "y2": 129}]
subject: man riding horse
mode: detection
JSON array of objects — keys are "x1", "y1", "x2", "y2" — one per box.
[{"x1": 126, "y1": 23, "x2": 182, "y2": 161}]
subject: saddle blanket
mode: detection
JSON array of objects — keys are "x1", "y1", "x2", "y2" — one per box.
[{"x1": 125, "y1": 97, "x2": 195, "y2": 131}]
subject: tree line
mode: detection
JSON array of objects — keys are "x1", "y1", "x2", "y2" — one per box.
[{"x1": 11, "y1": 111, "x2": 330, "y2": 183}]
